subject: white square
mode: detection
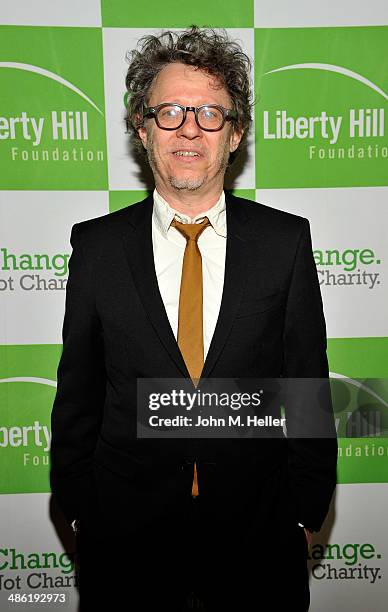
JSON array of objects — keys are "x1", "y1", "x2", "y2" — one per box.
[
  {"x1": 255, "y1": 186, "x2": 388, "y2": 338},
  {"x1": 0, "y1": 493, "x2": 79, "y2": 611},
  {"x1": 254, "y1": 0, "x2": 388, "y2": 28},
  {"x1": 0, "y1": 190, "x2": 109, "y2": 344},
  {"x1": 0, "y1": 0, "x2": 102, "y2": 26},
  {"x1": 102, "y1": 27, "x2": 255, "y2": 191},
  {"x1": 310, "y1": 483, "x2": 388, "y2": 612}
]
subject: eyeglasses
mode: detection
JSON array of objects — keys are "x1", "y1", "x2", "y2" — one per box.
[{"x1": 143, "y1": 103, "x2": 237, "y2": 132}]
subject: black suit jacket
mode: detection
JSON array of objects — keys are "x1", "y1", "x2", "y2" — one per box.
[{"x1": 50, "y1": 192, "x2": 337, "y2": 533}]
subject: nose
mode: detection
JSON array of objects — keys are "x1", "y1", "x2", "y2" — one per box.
[{"x1": 176, "y1": 109, "x2": 202, "y2": 139}]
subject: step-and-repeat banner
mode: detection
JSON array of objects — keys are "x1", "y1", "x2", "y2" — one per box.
[{"x1": 1, "y1": 1, "x2": 387, "y2": 610}]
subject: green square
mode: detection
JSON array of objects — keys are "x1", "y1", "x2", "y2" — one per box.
[
  {"x1": 109, "y1": 190, "x2": 151, "y2": 213},
  {"x1": 0, "y1": 345, "x2": 61, "y2": 494},
  {"x1": 328, "y1": 337, "x2": 388, "y2": 378},
  {"x1": 101, "y1": 0, "x2": 254, "y2": 28},
  {"x1": 0, "y1": 26, "x2": 108, "y2": 190},
  {"x1": 254, "y1": 26, "x2": 388, "y2": 188},
  {"x1": 230, "y1": 189, "x2": 256, "y2": 201},
  {"x1": 328, "y1": 337, "x2": 388, "y2": 484}
]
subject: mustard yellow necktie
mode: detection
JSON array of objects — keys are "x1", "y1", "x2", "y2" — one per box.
[{"x1": 171, "y1": 216, "x2": 211, "y2": 497}]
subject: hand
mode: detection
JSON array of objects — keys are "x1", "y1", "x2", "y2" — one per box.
[{"x1": 303, "y1": 527, "x2": 313, "y2": 549}]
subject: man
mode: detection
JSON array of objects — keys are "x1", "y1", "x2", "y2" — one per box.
[{"x1": 50, "y1": 27, "x2": 337, "y2": 611}]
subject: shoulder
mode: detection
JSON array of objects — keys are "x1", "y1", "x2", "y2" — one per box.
[
  {"x1": 226, "y1": 192, "x2": 309, "y2": 241},
  {"x1": 69, "y1": 195, "x2": 152, "y2": 244}
]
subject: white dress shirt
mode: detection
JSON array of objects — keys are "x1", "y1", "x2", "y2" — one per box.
[{"x1": 152, "y1": 188, "x2": 226, "y2": 359}]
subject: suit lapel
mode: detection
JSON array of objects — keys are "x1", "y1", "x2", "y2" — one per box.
[
  {"x1": 119, "y1": 192, "x2": 254, "y2": 380},
  {"x1": 120, "y1": 195, "x2": 190, "y2": 378},
  {"x1": 201, "y1": 192, "x2": 252, "y2": 378}
]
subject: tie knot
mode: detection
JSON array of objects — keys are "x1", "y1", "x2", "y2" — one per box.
[{"x1": 171, "y1": 217, "x2": 211, "y2": 242}]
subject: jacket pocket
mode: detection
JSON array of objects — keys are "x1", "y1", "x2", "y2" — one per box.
[{"x1": 235, "y1": 291, "x2": 286, "y2": 319}]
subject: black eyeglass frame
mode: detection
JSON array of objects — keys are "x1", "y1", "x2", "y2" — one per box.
[{"x1": 142, "y1": 103, "x2": 238, "y2": 132}]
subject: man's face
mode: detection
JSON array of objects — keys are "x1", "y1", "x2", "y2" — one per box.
[{"x1": 137, "y1": 63, "x2": 243, "y2": 194}]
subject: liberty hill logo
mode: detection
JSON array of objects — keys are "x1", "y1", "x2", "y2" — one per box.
[
  {"x1": 263, "y1": 107, "x2": 387, "y2": 161},
  {"x1": 0, "y1": 111, "x2": 89, "y2": 146},
  {"x1": 0, "y1": 367, "x2": 57, "y2": 493},
  {"x1": 0, "y1": 421, "x2": 51, "y2": 453},
  {"x1": 264, "y1": 109, "x2": 385, "y2": 145},
  {"x1": 2, "y1": 111, "x2": 104, "y2": 163},
  {"x1": 0, "y1": 60, "x2": 105, "y2": 168},
  {"x1": 0, "y1": 417, "x2": 52, "y2": 471},
  {"x1": 260, "y1": 61, "x2": 388, "y2": 164}
]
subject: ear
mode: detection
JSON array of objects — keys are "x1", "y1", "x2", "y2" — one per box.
[
  {"x1": 136, "y1": 114, "x2": 148, "y2": 149},
  {"x1": 229, "y1": 126, "x2": 244, "y2": 153},
  {"x1": 138, "y1": 126, "x2": 148, "y2": 149}
]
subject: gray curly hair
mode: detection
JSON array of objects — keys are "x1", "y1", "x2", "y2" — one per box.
[{"x1": 125, "y1": 26, "x2": 253, "y2": 163}]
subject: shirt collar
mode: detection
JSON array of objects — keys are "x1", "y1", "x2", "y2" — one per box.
[{"x1": 152, "y1": 188, "x2": 227, "y2": 238}]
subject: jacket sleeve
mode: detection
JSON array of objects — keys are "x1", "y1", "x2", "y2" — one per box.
[
  {"x1": 50, "y1": 223, "x2": 106, "y2": 525},
  {"x1": 282, "y1": 217, "x2": 338, "y2": 531}
]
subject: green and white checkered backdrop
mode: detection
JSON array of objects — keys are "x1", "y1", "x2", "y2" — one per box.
[{"x1": 1, "y1": 1, "x2": 387, "y2": 609}]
